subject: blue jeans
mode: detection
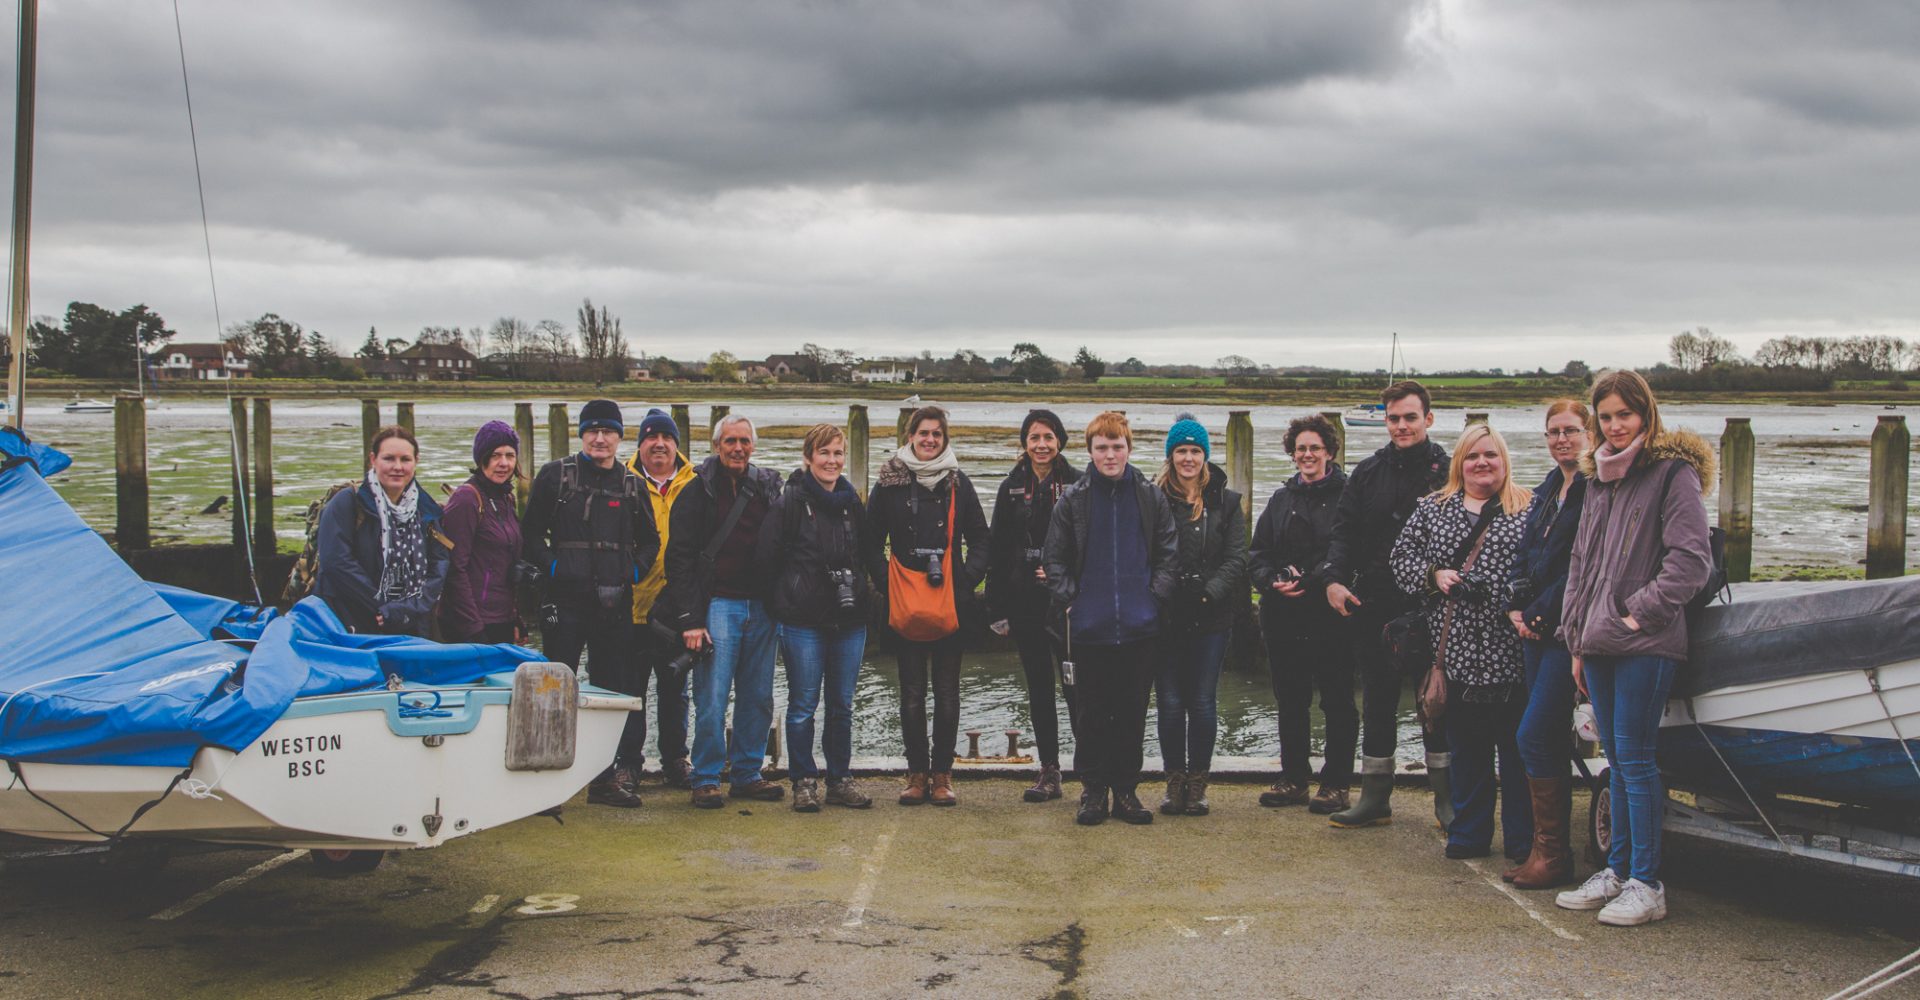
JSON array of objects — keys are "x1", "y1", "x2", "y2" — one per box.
[
  {"x1": 1586, "y1": 654, "x2": 1677, "y2": 885},
  {"x1": 1154, "y1": 629, "x2": 1229, "y2": 773},
  {"x1": 1518, "y1": 640, "x2": 1577, "y2": 779},
  {"x1": 1443, "y1": 695, "x2": 1531, "y2": 856},
  {"x1": 781, "y1": 623, "x2": 866, "y2": 781},
  {"x1": 689, "y1": 598, "x2": 777, "y2": 790}
]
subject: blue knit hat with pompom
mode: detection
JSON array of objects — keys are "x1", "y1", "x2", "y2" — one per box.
[{"x1": 1165, "y1": 412, "x2": 1210, "y2": 461}]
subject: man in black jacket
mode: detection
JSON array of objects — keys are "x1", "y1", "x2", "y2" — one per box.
[
  {"x1": 1316, "y1": 381, "x2": 1452, "y2": 830},
  {"x1": 653, "y1": 413, "x2": 786, "y2": 809},
  {"x1": 523, "y1": 399, "x2": 660, "y2": 808}
]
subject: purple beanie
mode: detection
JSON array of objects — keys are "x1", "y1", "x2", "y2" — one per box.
[{"x1": 473, "y1": 420, "x2": 519, "y2": 468}]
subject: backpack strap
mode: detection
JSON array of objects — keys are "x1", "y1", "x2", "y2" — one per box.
[{"x1": 701, "y1": 476, "x2": 757, "y2": 564}]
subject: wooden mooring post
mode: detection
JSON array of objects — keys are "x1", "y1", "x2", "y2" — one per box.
[
  {"x1": 847, "y1": 403, "x2": 870, "y2": 501},
  {"x1": 897, "y1": 406, "x2": 914, "y2": 446},
  {"x1": 671, "y1": 404, "x2": 692, "y2": 451},
  {"x1": 113, "y1": 393, "x2": 149, "y2": 550},
  {"x1": 548, "y1": 402, "x2": 570, "y2": 460},
  {"x1": 709, "y1": 405, "x2": 730, "y2": 451},
  {"x1": 1718, "y1": 417, "x2": 1754, "y2": 583},
  {"x1": 229, "y1": 397, "x2": 251, "y2": 583},
  {"x1": 1319, "y1": 410, "x2": 1346, "y2": 468},
  {"x1": 395, "y1": 401, "x2": 415, "y2": 436},
  {"x1": 360, "y1": 399, "x2": 380, "y2": 466},
  {"x1": 1867, "y1": 414, "x2": 1909, "y2": 580},
  {"x1": 1465, "y1": 411, "x2": 1489, "y2": 427},
  {"x1": 252, "y1": 397, "x2": 274, "y2": 562},
  {"x1": 514, "y1": 402, "x2": 536, "y2": 514},
  {"x1": 1226, "y1": 410, "x2": 1254, "y2": 536}
]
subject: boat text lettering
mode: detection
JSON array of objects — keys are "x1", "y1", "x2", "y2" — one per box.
[{"x1": 258, "y1": 734, "x2": 344, "y2": 757}]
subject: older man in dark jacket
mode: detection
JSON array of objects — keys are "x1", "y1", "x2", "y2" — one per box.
[
  {"x1": 654, "y1": 413, "x2": 786, "y2": 809},
  {"x1": 1043, "y1": 412, "x2": 1178, "y2": 827}
]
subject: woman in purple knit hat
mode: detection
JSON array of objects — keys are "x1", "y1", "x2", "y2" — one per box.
[{"x1": 440, "y1": 420, "x2": 525, "y2": 643}]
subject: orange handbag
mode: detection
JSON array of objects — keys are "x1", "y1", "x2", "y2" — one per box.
[{"x1": 887, "y1": 488, "x2": 960, "y2": 641}]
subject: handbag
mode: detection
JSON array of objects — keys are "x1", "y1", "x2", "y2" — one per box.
[
  {"x1": 1418, "y1": 505, "x2": 1497, "y2": 728},
  {"x1": 887, "y1": 486, "x2": 960, "y2": 641}
]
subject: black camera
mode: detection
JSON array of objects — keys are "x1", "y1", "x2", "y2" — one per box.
[
  {"x1": 920, "y1": 548, "x2": 946, "y2": 587},
  {"x1": 1022, "y1": 547, "x2": 1046, "y2": 569},
  {"x1": 511, "y1": 560, "x2": 541, "y2": 586},
  {"x1": 1451, "y1": 575, "x2": 1489, "y2": 603},
  {"x1": 650, "y1": 620, "x2": 711, "y2": 674},
  {"x1": 1507, "y1": 577, "x2": 1536, "y2": 608},
  {"x1": 1276, "y1": 565, "x2": 1304, "y2": 585},
  {"x1": 1178, "y1": 571, "x2": 1206, "y2": 593},
  {"x1": 828, "y1": 568, "x2": 858, "y2": 610}
]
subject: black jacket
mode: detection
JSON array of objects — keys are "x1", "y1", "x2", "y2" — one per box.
[
  {"x1": 1317, "y1": 438, "x2": 1449, "y2": 613},
  {"x1": 985, "y1": 457, "x2": 1080, "y2": 624},
  {"x1": 655, "y1": 456, "x2": 783, "y2": 632},
  {"x1": 756, "y1": 469, "x2": 872, "y2": 629},
  {"x1": 314, "y1": 480, "x2": 449, "y2": 636},
  {"x1": 1042, "y1": 466, "x2": 1179, "y2": 627},
  {"x1": 1508, "y1": 465, "x2": 1588, "y2": 643},
  {"x1": 862, "y1": 459, "x2": 991, "y2": 603},
  {"x1": 521, "y1": 453, "x2": 661, "y2": 606},
  {"x1": 1162, "y1": 464, "x2": 1249, "y2": 634},
  {"x1": 1251, "y1": 465, "x2": 1348, "y2": 636}
]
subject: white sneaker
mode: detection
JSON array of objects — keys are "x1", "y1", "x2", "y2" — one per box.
[
  {"x1": 1597, "y1": 878, "x2": 1668, "y2": 926},
  {"x1": 1554, "y1": 869, "x2": 1625, "y2": 911}
]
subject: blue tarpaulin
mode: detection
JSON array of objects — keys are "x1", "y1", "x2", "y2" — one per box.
[{"x1": 0, "y1": 436, "x2": 542, "y2": 767}]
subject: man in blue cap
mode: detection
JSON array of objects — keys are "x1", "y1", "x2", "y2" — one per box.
[{"x1": 523, "y1": 399, "x2": 661, "y2": 808}]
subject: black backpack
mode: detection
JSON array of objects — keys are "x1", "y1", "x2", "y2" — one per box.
[{"x1": 1655, "y1": 460, "x2": 1729, "y2": 615}]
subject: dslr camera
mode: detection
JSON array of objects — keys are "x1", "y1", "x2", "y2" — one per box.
[
  {"x1": 915, "y1": 547, "x2": 947, "y2": 587},
  {"x1": 827, "y1": 567, "x2": 859, "y2": 610},
  {"x1": 1507, "y1": 577, "x2": 1536, "y2": 608},
  {"x1": 1276, "y1": 564, "x2": 1305, "y2": 585}
]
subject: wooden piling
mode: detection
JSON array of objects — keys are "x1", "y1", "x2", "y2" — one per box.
[
  {"x1": 229, "y1": 397, "x2": 251, "y2": 581},
  {"x1": 113, "y1": 393, "x2": 149, "y2": 550},
  {"x1": 1867, "y1": 414, "x2": 1909, "y2": 580},
  {"x1": 847, "y1": 404, "x2": 870, "y2": 501},
  {"x1": 897, "y1": 406, "x2": 914, "y2": 446},
  {"x1": 395, "y1": 401, "x2": 415, "y2": 436},
  {"x1": 252, "y1": 397, "x2": 274, "y2": 561},
  {"x1": 1465, "y1": 411, "x2": 1489, "y2": 426},
  {"x1": 514, "y1": 402, "x2": 536, "y2": 515},
  {"x1": 548, "y1": 402, "x2": 570, "y2": 460},
  {"x1": 1718, "y1": 417, "x2": 1754, "y2": 583},
  {"x1": 360, "y1": 399, "x2": 380, "y2": 467},
  {"x1": 1319, "y1": 410, "x2": 1346, "y2": 468},
  {"x1": 709, "y1": 405, "x2": 730, "y2": 453},
  {"x1": 1226, "y1": 410, "x2": 1254, "y2": 535},
  {"x1": 671, "y1": 403, "x2": 691, "y2": 451}
]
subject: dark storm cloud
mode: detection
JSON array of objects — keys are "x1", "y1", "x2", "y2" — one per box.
[{"x1": 8, "y1": 0, "x2": 1920, "y2": 367}]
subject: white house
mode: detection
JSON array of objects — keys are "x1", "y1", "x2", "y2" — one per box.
[
  {"x1": 852, "y1": 358, "x2": 918, "y2": 383},
  {"x1": 150, "y1": 343, "x2": 250, "y2": 380}
]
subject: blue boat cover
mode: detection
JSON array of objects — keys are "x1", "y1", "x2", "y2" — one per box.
[{"x1": 0, "y1": 438, "x2": 543, "y2": 767}]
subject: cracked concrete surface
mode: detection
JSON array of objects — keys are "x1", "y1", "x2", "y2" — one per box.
[{"x1": 0, "y1": 780, "x2": 1915, "y2": 999}]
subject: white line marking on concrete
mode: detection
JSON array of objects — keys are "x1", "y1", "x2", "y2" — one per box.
[
  {"x1": 469, "y1": 894, "x2": 502, "y2": 914},
  {"x1": 150, "y1": 849, "x2": 307, "y2": 921},
  {"x1": 1165, "y1": 919, "x2": 1199, "y2": 939},
  {"x1": 1461, "y1": 859, "x2": 1583, "y2": 942},
  {"x1": 841, "y1": 820, "x2": 898, "y2": 928},
  {"x1": 1203, "y1": 915, "x2": 1253, "y2": 936}
]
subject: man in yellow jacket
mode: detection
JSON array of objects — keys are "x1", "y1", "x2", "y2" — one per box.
[{"x1": 628, "y1": 408, "x2": 700, "y2": 788}]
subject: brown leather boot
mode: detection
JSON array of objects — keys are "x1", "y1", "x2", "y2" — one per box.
[
  {"x1": 1509, "y1": 777, "x2": 1576, "y2": 890},
  {"x1": 898, "y1": 772, "x2": 930, "y2": 806},
  {"x1": 1023, "y1": 765, "x2": 1063, "y2": 803},
  {"x1": 930, "y1": 772, "x2": 958, "y2": 806}
]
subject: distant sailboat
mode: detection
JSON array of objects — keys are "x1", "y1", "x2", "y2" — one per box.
[{"x1": 1342, "y1": 333, "x2": 1407, "y2": 428}]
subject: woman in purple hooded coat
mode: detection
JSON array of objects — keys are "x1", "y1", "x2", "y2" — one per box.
[{"x1": 439, "y1": 420, "x2": 525, "y2": 643}]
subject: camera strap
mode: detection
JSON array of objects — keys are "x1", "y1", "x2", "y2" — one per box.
[{"x1": 701, "y1": 477, "x2": 756, "y2": 565}]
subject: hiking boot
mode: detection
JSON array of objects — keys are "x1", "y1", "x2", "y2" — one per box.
[
  {"x1": 588, "y1": 766, "x2": 643, "y2": 808},
  {"x1": 663, "y1": 757, "x2": 694, "y2": 790},
  {"x1": 1509, "y1": 777, "x2": 1576, "y2": 890},
  {"x1": 1112, "y1": 790, "x2": 1154, "y2": 825},
  {"x1": 1427, "y1": 751, "x2": 1455, "y2": 833},
  {"x1": 1259, "y1": 779, "x2": 1310, "y2": 808},
  {"x1": 1160, "y1": 771, "x2": 1188, "y2": 815},
  {"x1": 1309, "y1": 784, "x2": 1350, "y2": 815},
  {"x1": 1597, "y1": 878, "x2": 1668, "y2": 927},
  {"x1": 791, "y1": 777, "x2": 822, "y2": 813},
  {"x1": 691, "y1": 785, "x2": 725, "y2": 810},
  {"x1": 732, "y1": 779, "x2": 785, "y2": 802},
  {"x1": 1184, "y1": 773, "x2": 1210, "y2": 816},
  {"x1": 1329, "y1": 756, "x2": 1395, "y2": 828},
  {"x1": 930, "y1": 772, "x2": 958, "y2": 807},
  {"x1": 1076, "y1": 785, "x2": 1109, "y2": 826},
  {"x1": 899, "y1": 772, "x2": 930, "y2": 806},
  {"x1": 1023, "y1": 765, "x2": 1063, "y2": 803},
  {"x1": 825, "y1": 777, "x2": 873, "y2": 809},
  {"x1": 1555, "y1": 869, "x2": 1625, "y2": 911}
]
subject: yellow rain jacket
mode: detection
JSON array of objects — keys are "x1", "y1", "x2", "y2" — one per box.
[{"x1": 627, "y1": 450, "x2": 697, "y2": 624}]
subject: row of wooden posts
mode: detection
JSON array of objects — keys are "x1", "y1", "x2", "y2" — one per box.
[{"x1": 107, "y1": 394, "x2": 1914, "y2": 591}]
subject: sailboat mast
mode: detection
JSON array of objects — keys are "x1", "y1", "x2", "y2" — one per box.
[{"x1": 5, "y1": 0, "x2": 36, "y2": 431}]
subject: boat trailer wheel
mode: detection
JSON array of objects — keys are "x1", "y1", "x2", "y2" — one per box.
[
  {"x1": 310, "y1": 849, "x2": 385, "y2": 875},
  {"x1": 1586, "y1": 774, "x2": 1612, "y2": 867}
]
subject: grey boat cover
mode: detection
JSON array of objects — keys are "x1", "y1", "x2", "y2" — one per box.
[{"x1": 1683, "y1": 576, "x2": 1920, "y2": 695}]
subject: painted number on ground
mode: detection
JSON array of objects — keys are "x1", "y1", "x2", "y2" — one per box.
[{"x1": 516, "y1": 893, "x2": 580, "y2": 916}]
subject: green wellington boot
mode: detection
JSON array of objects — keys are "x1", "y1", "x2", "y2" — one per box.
[
  {"x1": 1427, "y1": 751, "x2": 1455, "y2": 833},
  {"x1": 1329, "y1": 755, "x2": 1395, "y2": 828}
]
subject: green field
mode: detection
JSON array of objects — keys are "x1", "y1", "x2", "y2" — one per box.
[{"x1": 1097, "y1": 375, "x2": 1228, "y2": 386}]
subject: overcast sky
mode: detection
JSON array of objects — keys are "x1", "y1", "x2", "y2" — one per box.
[{"x1": 9, "y1": 0, "x2": 1920, "y2": 370}]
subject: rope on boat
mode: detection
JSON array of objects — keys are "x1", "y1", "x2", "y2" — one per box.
[
  {"x1": 7, "y1": 758, "x2": 192, "y2": 843},
  {"x1": 1825, "y1": 945, "x2": 1920, "y2": 1000},
  {"x1": 1689, "y1": 713, "x2": 1791, "y2": 852},
  {"x1": 1863, "y1": 666, "x2": 1920, "y2": 787}
]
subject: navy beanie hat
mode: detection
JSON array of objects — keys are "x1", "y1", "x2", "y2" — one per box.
[
  {"x1": 472, "y1": 420, "x2": 519, "y2": 468},
  {"x1": 1020, "y1": 408, "x2": 1068, "y2": 448},
  {"x1": 1165, "y1": 412, "x2": 1210, "y2": 461},
  {"x1": 638, "y1": 407, "x2": 679, "y2": 443},
  {"x1": 578, "y1": 399, "x2": 623, "y2": 436}
]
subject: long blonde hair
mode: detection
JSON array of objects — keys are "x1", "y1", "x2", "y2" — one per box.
[
  {"x1": 1437, "y1": 424, "x2": 1530, "y2": 514},
  {"x1": 1154, "y1": 460, "x2": 1210, "y2": 521}
]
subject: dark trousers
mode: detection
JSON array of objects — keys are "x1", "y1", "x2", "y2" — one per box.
[
  {"x1": 1073, "y1": 639, "x2": 1155, "y2": 796},
  {"x1": 1355, "y1": 604, "x2": 1449, "y2": 759},
  {"x1": 897, "y1": 634, "x2": 962, "y2": 773},
  {"x1": 1442, "y1": 694, "x2": 1532, "y2": 855},
  {"x1": 634, "y1": 624, "x2": 691, "y2": 768},
  {"x1": 1264, "y1": 606, "x2": 1358, "y2": 786},
  {"x1": 545, "y1": 603, "x2": 645, "y2": 766},
  {"x1": 448, "y1": 621, "x2": 517, "y2": 644},
  {"x1": 1011, "y1": 620, "x2": 1079, "y2": 769}
]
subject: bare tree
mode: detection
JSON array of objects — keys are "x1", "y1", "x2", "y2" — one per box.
[
  {"x1": 488, "y1": 317, "x2": 531, "y2": 363},
  {"x1": 535, "y1": 319, "x2": 574, "y2": 379},
  {"x1": 576, "y1": 298, "x2": 628, "y2": 386}
]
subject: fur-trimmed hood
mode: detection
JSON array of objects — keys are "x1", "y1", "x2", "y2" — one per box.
[{"x1": 1579, "y1": 429, "x2": 1715, "y2": 496}]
